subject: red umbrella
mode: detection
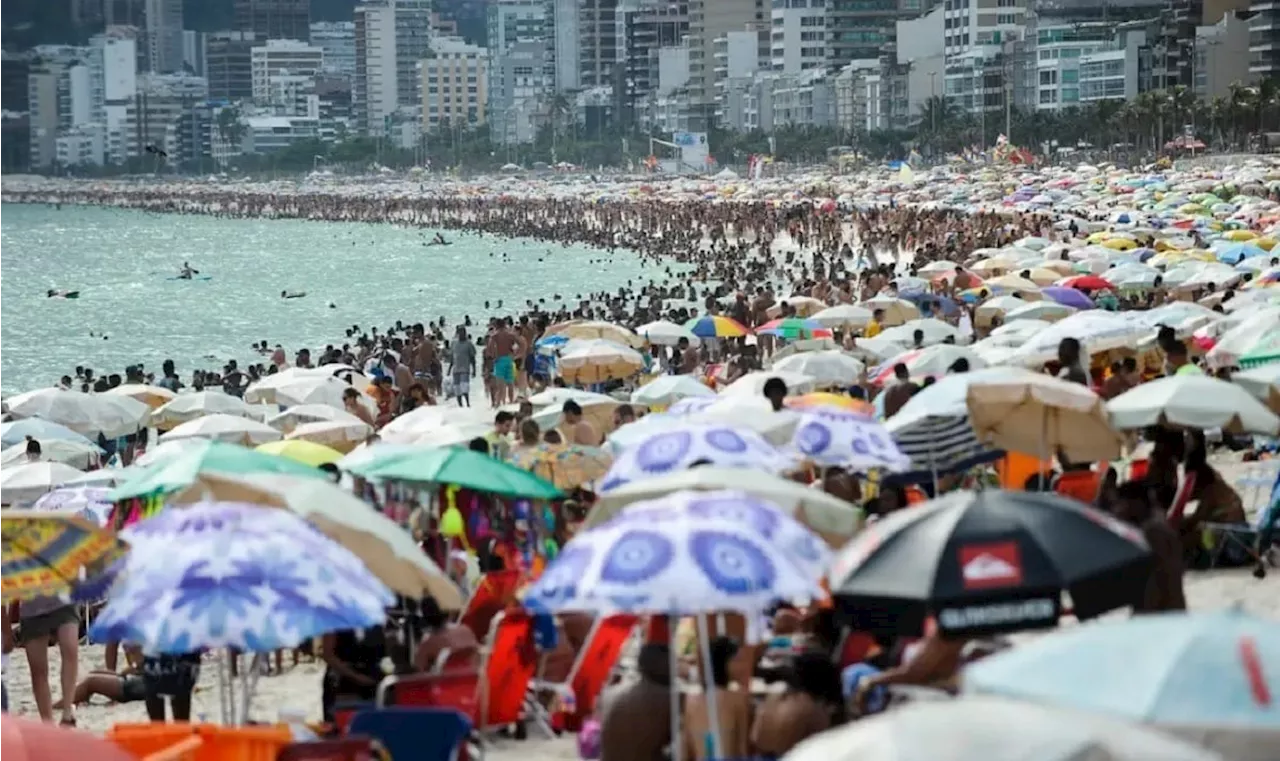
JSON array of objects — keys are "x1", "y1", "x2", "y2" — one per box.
[
  {"x1": 1060, "y1": 275, "x2": 1114, "y2": 292},
  {"x1": 1, "y1": 715, "x2": 135, "y2": 761}
]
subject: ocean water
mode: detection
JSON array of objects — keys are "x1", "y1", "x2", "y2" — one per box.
[{"x1": 1, "y1": 203, "x2": 653, "y2": 394}]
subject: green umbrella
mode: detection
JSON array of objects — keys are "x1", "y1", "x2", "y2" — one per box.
[
  {"x1": 110, "y1": 440, "x2": 328, "y2": 502},
  {"x1": 346, "y1": 445, "x2": 563, "y2": 500}
]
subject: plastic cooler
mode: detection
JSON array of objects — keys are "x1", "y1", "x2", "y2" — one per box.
[{"x1": 108, "y1": 723, "x2": 293, "y2": 761}]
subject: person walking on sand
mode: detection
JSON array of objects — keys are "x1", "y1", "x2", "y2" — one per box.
[
  {"x1": 10, "y1": 596, "x2": 80, "y2": 724},
  {"x1": 450, "y1": 327, "x2": 477, "y2": 408}
]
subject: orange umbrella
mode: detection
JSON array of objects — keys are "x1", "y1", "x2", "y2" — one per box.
[
  {"x1": 2, "y1": 715, "x2": 135, "y2": 761},
  {"x1": 785, "y1": 392, "x2": 875, "y2": 416}
]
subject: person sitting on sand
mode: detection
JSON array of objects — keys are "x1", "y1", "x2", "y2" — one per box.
[
  {"x1": 752, "y1": 652, "x2": 845, "y2": 758},
  {"x1": 413, "y1": 595, "x2": 478, "y2": 673},
  {"x1": 682, "y1": 637, "x2": 751, "y2": 761},
  {"x1": 599, "y1": 643, "x2": 673, "y2": 761}
]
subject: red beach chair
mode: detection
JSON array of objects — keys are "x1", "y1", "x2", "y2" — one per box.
[
  {"x1": 531, "y1": 614, "x2": 638, "y2": 730},
  {"x1": 460, "y1": 570, "x2": 522, "y2": 640}
]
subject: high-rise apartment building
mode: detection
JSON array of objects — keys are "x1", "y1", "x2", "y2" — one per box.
[
  {"x1": 251, "y1": 39, "x2": 325, "y2": 103},
  {"x1": 771, "y1": 0, "x2": 826, "y2": 73},
  {"x1": 487, "y1": 0, "x2": 547, "y2": 142},
  {"x1": 687, "y1": 0, "x2": 767, "y2": 129},
  {"x1": 311, "y1": 21, "x2": 358, "y2": 78},
  {"x1": 826, "y1": 0, "x2": 921, "y2": 68},
  {"x1": 207, "y1": 31, "x2": 261, "y2": 100},
  {"x1": 144, "y1": 0, "x2": 184, "y2": 72},
  {"x1": 354, "y1": 0, "x2": 431, "y2": 135},
  {"x1": 235, "y1": 0, "x2": 312, "y2": 42},
  {"x1": 420, "y1": 36, "x2": 488, "y2": 130},
  {"x1": 1251, "y1": 0, "x2": 1280, "y2": 78},
  {"x1": 545, "y1": 0, "x2": 582, "y2": 91},
  {"x1": 579, "y1": 0, "x2": 622, "y2": 88}
]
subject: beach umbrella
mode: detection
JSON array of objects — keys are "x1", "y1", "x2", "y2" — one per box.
[
  {"x1": 599, "y1": 422, "x2": 783, "y2": 492},
  {"x1": 0, "y1": 461, "x2": 83, "y2": 506},
  {"x1": 255, "y1": 374, "x2": 367, "y2": 410},
  {"x1": 781, "y1": 697, "x2": 1221, "y2": 761},
  {"x1": 964, "y1": 367, "x2": 1122, "y2": 462},
  {"x1": 1213, "y1": 242, "x2": 1268, "y2": 264},
  {"x1": 811, "y1": 304, "x2": 874, "y2": 329},
  {"x1": 110, "y1": 440, "x2": 329, "y2": 502},
  {"x1": 785, "y1": 393, "x2": 875, "y2": 415},
  {"x1": 63, "y1": 468, "x2": 134, "y2": 487},
  {"x1": 858, "y1": 297, "x2": 920, "y2": 326},
  {"x1": 973, "y1": 295, "x2": 1029, "y2": 326},
  {"x1": 757, "y1": 317, "x2": 833, "y2": 340},
  {"x1": 870, "y1": 346, "x2": 986, "y2": 384},
  {"x1": 1, "y1": 510, "x2": 127, "y2": 603},
  {"x1": 0, "y1": 437, "x2": 103, "y2": 469},
  {"x1": 523, "y1": 489, "x2": 826, "y2": 616},
  {"x1": 1040, "y1": 285, "x2": 1096, "y2": 309},
  {"x1": 1009, "y1": 311, "x2": 1149, "y2": 367},
  {"x1": 588, "y1": 467, "x2": 863, "y2": 541},
  {"x1": 828, "y1": 489, "x2": 1150, "y2": 637},
  {"x1": 378, "y1": 404, "x2": 491, "y2": 442},
  {"x1": 546, "y1": 320, "x2": 644, "y2": 348},
  {"x1": 1207, "y1": 309, "x2": 1280, "y2": 368},
  {"x1": 510, "y1": 443, "x2": 613, "y2": 490},
  {"x1": 688, "y1": 396, "x2": 801, "y2": 445},
  {"x1": 965, "y1": 610, "x2": 1279, "y2": 759},
  {"x1": 1107, "y1": 375, "x2": 1280, "y2": 435},
  {"x1": 876, "y1": 319, "x2": 965, "y2": 348},
  {"x1": 6, "y1": 388, "x2": 148, "y2": 439},
  {"x1": 790, "y1": 408, "x2": 911, "y2": 472},
  {"x1": 719, "y1": 370, "x2": 817, "y2": 398},
  {"x1": 267, "y1": 403, "x2": 364, "y2": 433},
  {"x1": 159, "y1": 413, "x2": 283, "y2": 447},
  {"x1": 1004, "y1": 300, "x2": 1077, "y2": 323},
  {"x1": 631, "y1": 375, "x2": 716, "y2": 407},
  {"x1": 983, "y1": 274, "x2": 1044, "y2": 295},
  {"x1": 881, "y1": 370, "x2": 1013, "y2": 481},
  {"x1": 772, "y1": 350, "x2": 866, "y2": 388},
  {"x1": 767, "y1": 295, "x2": 828, "y2": 318},
  {"x1": 636, "y1": 320, "x2": 699, "y2": 346},
  {"x1": 2, "y1": 715, "x2": 136, "y2": 761},
  {"x1": 344, "y1": 445, "x2": 563, "y2": 500},
  {"x1": 31, "y1": 486, "x2": 112, "y2": 526},
  {"x1": 916, "y1": 261, "x2": 957, "y2": 275},
  {"x1": 255, "y1": 439, "x2": 343, "y2": 467},
  {"x1": 1058, "y1": 274, "x2": 1115, "y2": 292},
  {"x1": 1233, "y1": 363, "x2": 1280, "y2": 413},
  {"x1": 1021, "y1": 267, "x2": 1066, "y2": 286},
  {"x1": 771, "y1": 338, "x2": 845, "y2": 362},
  {"x1": 284, "y1": 419, "x2": 373, "y2": 451},
  {"x1": 90, "y1": 502, "x2": 393, "y2": 653},
  {"x1": 150, "y1": 391, "x2": 256, "y2": 429},
  {"x1": 685, "y1": 315, "x2": 751, "y2": 339},
  {"x1": 106, "y1": 383, "x2": 176, "y2": 410},
  {"x1": 558, "y1": 339, "x2": 645, "y2": 384},
  {"x1": 0, "y1": 418, "x2": 97, "y2": 449},
  {"x1": 165, "y1": 473, "x2": 461, "y2": 607},
  {"x1": 970, "y1": 256, "x2": 1017, "y2": 275}
]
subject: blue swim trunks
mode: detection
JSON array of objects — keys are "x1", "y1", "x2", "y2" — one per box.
[{"x1": 494, "y1": 355, "x2": 516, "y2": 384}]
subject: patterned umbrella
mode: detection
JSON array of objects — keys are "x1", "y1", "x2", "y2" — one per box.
[
  {"x1": 32, "y1": 486, "x2": 112, "y2": 527},
  {"x1": 599, "y1": 423, "x2": 785, "y2": 492},
  {"x1": 1, "y1": 511, "x2": 126, "y2": 603},
  {"x1": 757, "y1": 318, "x2": 833, "y2": 340},
  {"x1": 510, "y1": 443, "x2": 614, "y2": 490},
  {"x1": 786, "y1": 393, "x2": 876, "y2": 415},
  {"x1": 523, "y1": 490, "x2": 826, "y2": 616},
  {"x1": 790, "y1": 409, "x2": 912, "y2": 472},
  {"x1": 684, "y1": 315, "x2": 751, "y2": 338},
  {"x1": 90, "y1": 502, "x2": 393, "y2": 653}
]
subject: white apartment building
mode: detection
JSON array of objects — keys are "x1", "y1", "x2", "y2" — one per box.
[
  {"x1": 490, "y1": 39, "x2": 547, "y2": 144},
  {"x1": 942, "y1": 0, "x2": 1026, "y2": 115},
  {"x1": 251, "y1": 39, "x2": 324, "y2": 103},
  {"x1": 90, "y1": 29, "x2": 138, "y2": 164},
  {"x1": 420, "y1": 36, "x2": 488, "y2": 131},
  {"x1": 311, "y1": 21, "x2": 357, "y2": 78},
  {"x1": 353, "y1": 0, "x2": 433, "y2": 135},
  {"x1": 1033, "y1": 23, "x2": 1111, "y2": 111},
  {"x1": 241, "y1": 115, "x2": 320, "y2": 153},
  {"x1": 770, "y1": 67, "x2": 833, "y2": 127},
  {"x1": 770, "y1": 0, "x2": 825, "y2": 74},
  {"x1": 56, "y1": 128, "x2": 106, "y2": 166},
  {"x1": 688, "y1": 0, "x2": 767, "y2": 128},
  {"x1": 712, "y1": 29, "x2": 764, "y2": 124},
  {"x1": 1077, "y1": 24, "x2": 1149, "y2": 104},
  {"x1": 546, "y1": 0, "x2": 581, "y2": 92}
]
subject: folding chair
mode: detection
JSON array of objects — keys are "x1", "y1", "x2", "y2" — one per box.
[
  {"x1": 348, "y1": 708, "x2": 471, "y2": 761},
  {"x1": 1166, "y1": 471, "x2": 1198, "y2": 526},
  {"x1": 332, "y1": 700, "x2": 375, "y2": 735},
  {"x1": 276, "y1": 735, "x2": 381, "y2": 761},
  {"x1": 459, "y1": 570, "x2": 522, "y2": 641},
  {"x1": 529, "y1": 614, "x2": 638, "y2": 732},
  {"x1": 1201, "y1": 522, "x2": 1267, "y2": 571}
]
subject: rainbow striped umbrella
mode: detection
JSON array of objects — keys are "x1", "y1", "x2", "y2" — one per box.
[
  {"x1": 757, "y1": 317, "x2": 833, "y2": 340},
  {"x1": 2, "y1": 511, "x2": 126, "y2": 603},
  {"x1": 786, "y1": 393, "x2": 875, "y2": 416},
  {"x1": 684, "y1": 315, "x2": 751, "y2": 338}
]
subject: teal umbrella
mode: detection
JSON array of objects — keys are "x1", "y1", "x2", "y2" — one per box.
[
  {"x1": 345, "y1": 445, "x2": 563, "y2": 500},
  {"x1": 110, "y1": 440, "x2": 328, "y2": 502}
]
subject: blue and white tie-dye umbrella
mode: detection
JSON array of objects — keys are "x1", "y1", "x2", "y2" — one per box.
[
  {"x1": 599, "y1": 423, "x2": 784, "y2": 492},
  {"x1": 90, "y1": 502, "x2": 393, "y2": 654},
  {"x1": 523, "y1": 489, "x2": 827, "y2": 617},
  {"x1": 790, "y1": 409, "x2": 912, "y2": 472},
  {"x1": 32, "y1": 486, "x2": 112, "y2": 527}
]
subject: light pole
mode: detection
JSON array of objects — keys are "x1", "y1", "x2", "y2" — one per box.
[{"x1": 929, "y1": 71, "x2": 938, "y2": 134}]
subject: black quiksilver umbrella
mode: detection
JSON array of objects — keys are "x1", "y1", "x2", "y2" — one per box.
[{"x1": 828, "y1": 490, "x2": 1151, "y2": 638}]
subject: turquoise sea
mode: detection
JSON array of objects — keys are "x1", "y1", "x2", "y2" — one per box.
[{"x1": 1, "y1": 204, "x2": 653, "y2": 394}]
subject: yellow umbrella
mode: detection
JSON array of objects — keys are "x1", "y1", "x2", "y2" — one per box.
[
  {"x1": 985, "y1": 274, "x2": 1044, "y2": 295},
  {"x1": 965, "y1": 371, "x2": 1122, "y2": 462},
  {"x1": 1022, "y1": 267, "x2": 1065, "y2": 286},
  {"x1": 1255, "y1": 236, "x2": 1277, "y2": 251},
  {"x1": 509, "y1": 443, "x2": 613, "y2": 489},
  {"x1": 558, "y1": 339, "x2": 646, "y2": 384},
  {"x1": 255, "y1": 439, "x2": 342, "y2": 467},
  {"x1": 1101, "y1": 238, "x2": 1137, "y2": 251},
  {"x1": 2, "y1": 511, "x2": 126, "y2": 603},
  {"x1": 545, "y1": 320, "x2": 644, "y2": 348},
  {"x1": 1223, "y1": 229, "x2": 1257, "y2": 241},
  {"x1": 970, "y1": 257, "x2": 1017, "y2": 275},
  {"x1": 1086, "y1": 231, "x2": 1111, "y2": 243}
]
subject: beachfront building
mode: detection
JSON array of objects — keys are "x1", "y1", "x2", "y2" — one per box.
[
  {"x1": 207, "y1": 31, "x2": 261, "y2": 101},
  {"x1": 240, "y1": 114, "x2": 320, "y2": 153},
  {"x1": 544, "y1": 0, "x2": 581, "y2": 92},
  {"x1": 419, "y1": 36, "x2": 488, "y2": 132},
  {"x1": 90, "y1": 28, "x2": 140, "y2": 165},
  {"x1": 144, "y1": 0, "x2": 184, "y2": 73},
  {"x1": 1031, "y1": 23, "x2": 1113, "y2": 112},
  {"x1": 1252, "y1": 0, "x2": 1280, "y2": 78},
  {"x1": 712, "y1": 30, "x2": 765, "y2": 127},
  {"x1": 768, "y1": 67, "x2": 835, "y2": 127},
  {"x1": 121, "y1": 73, "x2": 208, "y2": 166},
  {"x1": 895, "y1": 7, "x2": 943, "y2": 131},
  {"x1": 942, "y1": 0, "x2": 1027, "y2": 119},
  {"x1": 1194, "y1": 11, "x2": 1252, "y2": 100},
  {"x1": 311, "y1": 21, "x2": 357, "y2": 79},
  {"x1": 183, "y1": 30, "x2": 208, "y2": 76},
  {"x1": 354, "y1": 0, "x2": 434, "y2": 136},
  {"x1": 487, "y1": 0, "x2": 547, "y2": 145},
  {"x1": 1076, "y1": 21, "x2": 1153, "y2": 104},
  {"x1": 686, "y1": 0, "x2": 768, "y2": 130},
  {"x1": 27, "y1": 48, "x2": 95, "y2": 169},
  {"x1": 617, "y1": 0, "x2": 689, "y2": 128},
  {"x1": 235, "y1": 0, "x2": 312, "y2": 43},
  {"x1": 251, "y1": 39, "x2": 325, "y2": 104},
  {"x1": 770, "y1": 0, "x2": 827, "y2": 74}
]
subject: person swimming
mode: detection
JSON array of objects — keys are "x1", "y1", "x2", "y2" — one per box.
[
  {"x1": 178, "y1": 262, "x2": 198, "y2": 279},
  {"x1": 281, "y1": 290, "x2": 307, "y2": 299},
  {"x1": 428, "y1": 232, "x2": 450, "y2": 246}
]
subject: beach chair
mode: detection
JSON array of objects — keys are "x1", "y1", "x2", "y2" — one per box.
[
  {"x1": 530, "y1": 614, "x2": 638, "y2": 731},
  {"x1": 275, "y1": 736, "x2": 381, "y2": 761},
  {"x1": 1165, "y1": 471, "x2": 1198, "y2": 526},
  {"x1": 1052, "y1": 468, "x2": 1102, "y2": 505},
  {"x1": 1201, "y1": 522, "x2": 1268, "y2": 572},
  {"x1": 348, "y1": 708, "x2": 471, "y2": 761},
  {"x1": 331, "y1": 701, "x2": 375, "y2": 735},
  {"x1": 459, "y1": 570, "x2": 522, "y2": 640}
]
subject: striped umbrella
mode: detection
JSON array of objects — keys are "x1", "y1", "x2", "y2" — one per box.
[
  {"x1": 684, "y1": 315, "x2": 751, "y2": 338},
  {"x1": 757, "y1": 317, "x2": 833, "y2": 340},
  {"x1": 881, "y1": 370, "x2": 1011, "y2": 485}
]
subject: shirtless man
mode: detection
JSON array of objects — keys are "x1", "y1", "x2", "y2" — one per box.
[
  {"x1": 490, "y1": 319, "x2": 523, "y2": 406},
  {"x1": 599, "y1": 644, "x2": 672, "y2": 761},
  {"x1": 562, "y1": 401, "x2": 600, "y2": 446}
]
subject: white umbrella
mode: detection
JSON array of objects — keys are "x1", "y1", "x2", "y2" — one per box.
[
  {"x1": 558, "y1": 339, "x2": 645, "y2": 384},
  {"x1": 242, "y1": 367, "x2": 331, "y2": 404},
  {"x1": 268, "y1": 404, "x2": 365, "y2": 433},
  {"x1": 1010, "y1": 311, "x2": 1150, "y2": 366},
  {"x1": 974, "y1": 295, "x2": 1031, "y2": 326},
  {"x1": 767, "y1": 295, "x2": 827, "y2": 318},
  {"x1": 877, "y1": 319, "x2": 965, "y2": 348},
  {"x1": 1205, "y1": 307, "x2": 1280, "y2": 368},
  {"x1": 631, "y1": 375, "x2": 717, "y2": 407},
  {"x1": 916, "y1": 261, "x2": 957, "y2": 275},
  {"x1": 378, "y1": 404, "x2": 491, "y2": 441},
  {"x1": 106, "y1": 383, "x2": 177, "y2": 409},
  {"x1": 133, "y1": 439, "x2": 205, "y2": 467},
  {"x1": 811, "y1": 304, "x2": 874, "y2": 329},
  {"x1": 62, "y1": 467, "x2": 134, "y2": 487},
  {"x1": 873, "y1": 345, "x2": 986, "y2": 382},
  {"x1": 772, "y1": 350, "x2": 866, "y2": 388},
  {"x1": 251, "y1": 374, "x2": 362, "y2": 408},
  {"x1": 859, "y1": 296, "x2": 921, "y2": 326},
  {"x1": 1004, "y1": 300, "x2": 1078, "y2": 323},
  {"x1": 528, "y1": 388, "x2": 618, "y2": 407},
  {"x1": 965, "y1": 368, "x2": 1123, "y2": 462},
  {"x1": 718, "y1": 370, "x2": 816, "y2": 399},
  {"x1": 781, "y1": 697, "x2": 1221, "y2": 761},
  {"x1": 158, "y1": 413, "x2": 283, "y2": 446},
  {"x1": 693, "y1": 396, "x2": 800, "y2": 445},
  {"x1": 546, "y1": 320, "x2": 645, "y2": 348},
  {"x1": 151, "y1": 391, "x2": 256, "y2": 429},
  {"x1": 405, "y1": 421, "x2": 495, "y2": 448},
  {"x1": 286, "y1": 419, "x2": 375, "y2": 448},
  {"x1": 1233, "y1": 363, "x2": 1280, "y2": 413},
  {"x1": 636, "y1": 320, "x2": 699, "y2": 346},
  {"x1": 1107, "y1": 375, "x2": 1280, "y2": 435},
  {"x1": 986, "y1": 319, "x2": 1053, "y2": 346},
  {"x1": 6, "y1": 388, "x2": 148, "y2": 439},
  {"x1": 587, "y1": 467, "x2": 862, "y2": 540},
  {"x1": 0, "y1": 438, "x2": 103, "y2": 469},
  {"x1": 1, "y1": 461, "x2": 83, "y2": 505}
]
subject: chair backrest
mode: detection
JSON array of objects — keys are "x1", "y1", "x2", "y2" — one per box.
[
  {"x1": 1167, "y1": 471, "x2": 1199, "y2": 526},
  {"x1": 380, "y1": 670, "x2": 480, "y2": 720},
  {"x1": 1053, "y1": 469, "x2": 1101, "y2": 505},
  {"x1": 460, "y1": 570, "x2": 522, "y2": 639},
  {"x1": 332, "y1": 701, "x2": 374, "y2": 735},
  {"x1": 349, "y1": 708, "x2": 472, "y2": 761},
  {"x1": 479, "y1": 610, "x2": 539, "y2": 729},
  {"x1": 568, "y1": 615, "x2": 638, "y2": 716},
  {"x1": 276, "y1": 736, "x2": 378, "y2": 761},
  {"x1": 433, "y1": 645, "x2": 480, "y2": 674}
]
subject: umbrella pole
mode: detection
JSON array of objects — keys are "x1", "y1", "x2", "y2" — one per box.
[
  {"x1": 695, "y1": 614, "x2": 724, "y2": 760},
  {"x1": 217, "y1": 650, "x2": 232, "y2": 724},
  {"x1": 239, "y1": 652, "x2": 263, "y2": 724},
  {"x1": 668, "y1": 614, "x2": 682, "y2": 761},
  {"x1": 1041, "y1": 407, "x2": 1049, "y2": 492}
]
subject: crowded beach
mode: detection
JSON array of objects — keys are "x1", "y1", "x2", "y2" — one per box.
[{"x1": 1, "y1": 156, "x2": 1279, "y2": 761}]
